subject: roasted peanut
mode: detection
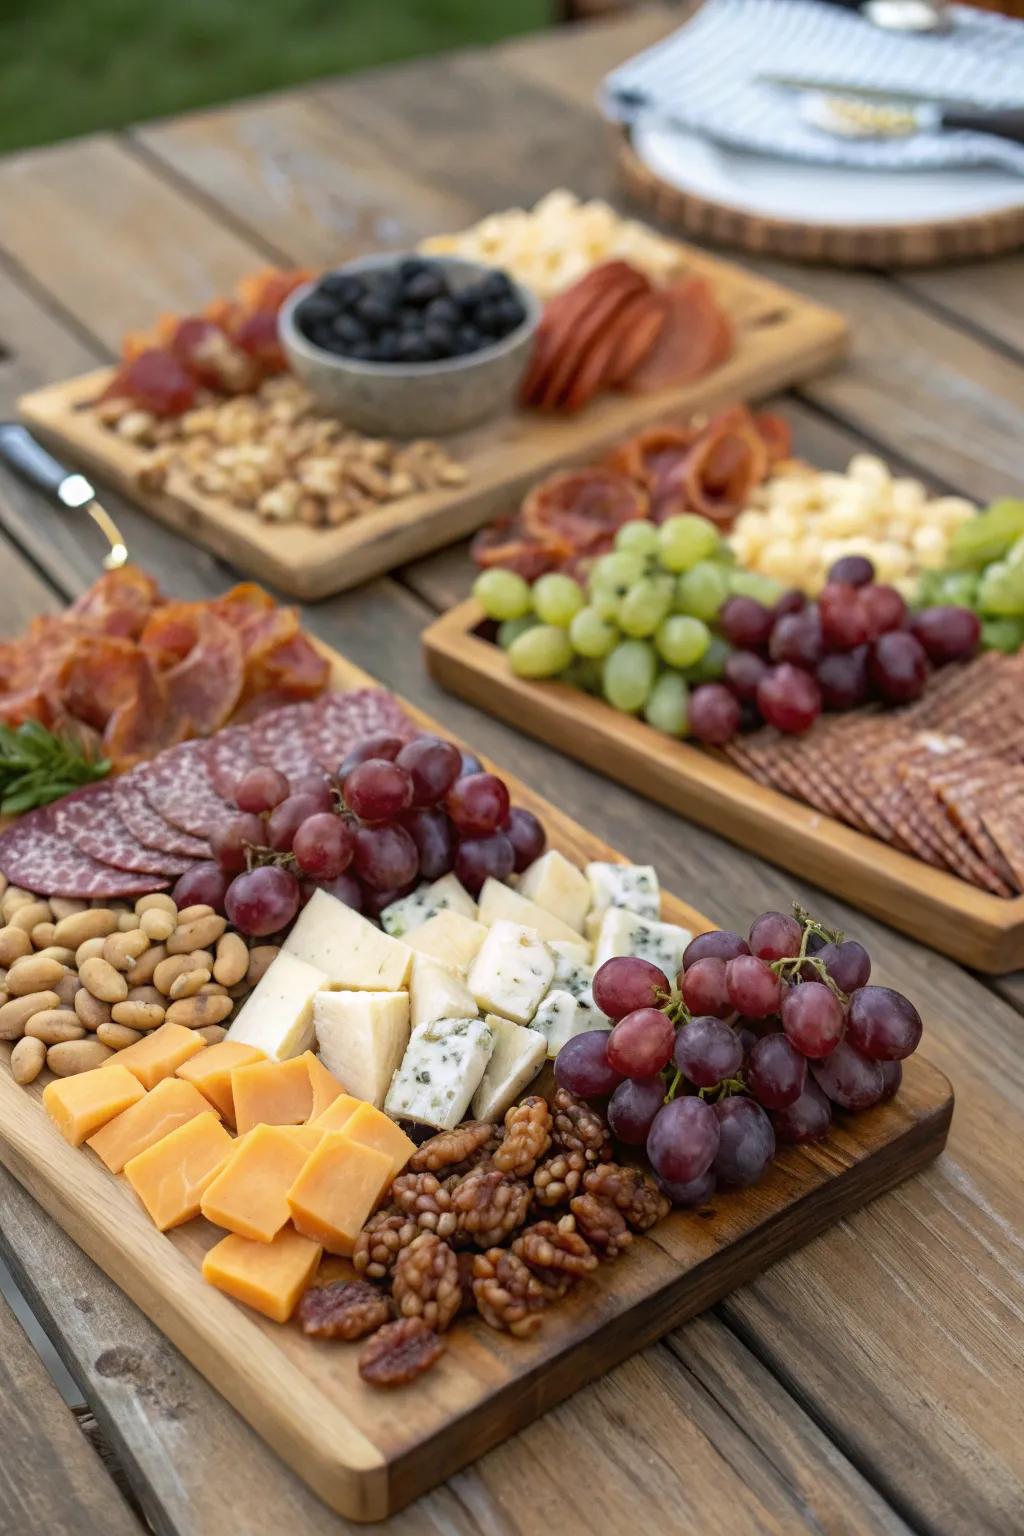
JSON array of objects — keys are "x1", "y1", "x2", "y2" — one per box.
[
  {"x1": 10, "y1": 1035, "x2": 45, "y2": 1085},
  {"x1": 0, "y1": 926, "x2": 32, "y2": 967},
  {"x1": 25, "y1": 1010, "x2": 86, "y2": 1045},
  {"x1": 75, "y1": 936, "x2": 107, "y2": 967},
  {"x1": 6, "y1": 955, "x2": 66, "y2": 997},
  {"x1": 136, "y1": 894, "x2": 177, "y2": 918},
  {"x1": 246, "y1": 945, "x2": 279, "y2": 987},
  {"x1": 0, "y1": 990, "x2": 62, "y2": 1041},
  {"x1": 166, "y1": 914, "x2": 226, "y2": 954},
  {"x1": 213, "y1": 932, "x2": 248, "y2": 987},
  {"x1": 102, "y1": 930, "x2": 150, "y2": 972},
  {"x1": 35, "y1": 946, "x2": 77, "y2": 967},
  {"x1": 153, "y1": 953, "x2": 206, "y2": 995},
  {"x1": 126, "y1": 943, "x2": 166, "y2": 987},
  {"x1": 196, "y1": 1025, "x2": 228, "y2": 1046},
  {"x1": 165, "y1": 993, "x2": 233, "y2": 1028},
  {"x1": 126, "y1": 985, "x2": 163, "y2": 1008},
  {"x1": 2, "y1": 888, "x2": 36, "y2": 922},
  {"x1": 49, "y1": 897, "x2": 87, "y2": 920},
  {"x1": 74, "y1": 989, "x2": 111, "y2": 1030},
  {"x1": 79, "y1": 956, "x2": 129, "y2": 1004},
  {"x1": 111, "y1": 1000, "x2": 165, "y2": 1031},
  {"x1": 198, "y1": 982, "x2": 228, "y2": 997},
  {"x1": 54, "y1": 973, "x2": 80, "y2": 1008},
  {"x1": 117, "y1": 911, "x2": 142, "y2": 933},
  {"x1": 169, "y1": 967, "x2": 212, "y2": 1001},
  {"x1": 31, "y1": 921, "x2": 56, "y2": 949},
  {"x1": 54, "y1": 909, "x2": 119, "y2": 949},
  {"x1": 97, "y1": 1023, "x2": 143, "y2": 1050},
  {"x1": 8, "y1": 900, "x2": 51, "y2": 935},
  {"x1": 47, "y1": 1039, "x2": 113, "y2": 1075},
  {"x1": 176, "y1": 904, "x2": 215, "y2": 925},
  {"x1": 140, "y1": 907, "x2": 175, "y2": 942}
]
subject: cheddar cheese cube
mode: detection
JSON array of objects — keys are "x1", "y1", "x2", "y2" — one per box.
[
  {"x1": 124, "y1": 1112, "x2": 234, "y2": 1231},
  {"x1": 200, "y1": 1122, "x2": 314, "y2": 1242},
  {"x1": 287, "y1": 1133, "x2": 393, "y2": 1255},
  {"x1": 43, "y1": 1065, "x2": 145, "y2": 1147},
  {"x1": 202, "y1": 1227, "x2": 322, "y2": 1324},
  {"x1": 305, "y1": 1050, "x2": 346, "y2": 1120},
  {"x1": 312, "y1": 1092, "x2": 362, "y2": 1132},
  {"x1": 340, "y1": 1101, "x2": 416, "y2": 1183},
  {"x1": 102, "y1": 1022, "x2": 206, "y2": 1091},
  {"x1": 86, "y1": 1076, "x2": 216, "y2": 1174},
  {"x1": 231, "y1": 1055, "x2": 314, "y2": 1136},
  {"x1": 176, "y1": 1041, "x2": 265, "y2": 1128},
  {"x1": 276, "y1": 1123, "x2": 326, "y2": 1155}
]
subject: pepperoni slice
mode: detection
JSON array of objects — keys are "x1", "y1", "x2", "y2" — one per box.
[
  {"x1": 754, "y1": 411, "x2": 794, "y2": 464},
  {"x1": 563, "y1": 289, "x2": 665, "y2": 414},
  {"x1": 627, "y1": 276, "x2": 733, "y2": 394},
  {"x1": 520, "y1": 262, "x2": 647, "y2": 408},
  {"x1": 521, "y1": 469, "x2": 648, "y2": 552},
  {"x1": 160, "y1": 610, "x2": 245, "y2": 736},
  {"x1": 673, "y1": 406, "x2": 770, "y2": 525},
  {"x1": 536, "y1": 271, "x2": 650, "y2": 411}
]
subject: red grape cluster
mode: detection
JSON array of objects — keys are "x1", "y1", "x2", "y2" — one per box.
[
  {"x1": 689, "y1": 553, "x2": 981, "y2": 745},
  {"x1": 172, "y1": 732, "x2": 546, "y2": 938},
  {"x1": 554, "y1": 906, "x2": 921, "y2": 1207}
]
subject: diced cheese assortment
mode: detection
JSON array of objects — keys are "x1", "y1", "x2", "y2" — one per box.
[
  {"x1": 379, "y1": 873, "x2": 477, "y2": 936},
  {"x1": 586, "y1": 862, "x2": 660, "y2": 923},
  {"x1": 282, "y1": 889, "x2": 412, "y2": 991},
  {"x1": 313, "y1": 990, "x2": 410, "y2": 1108},
  {"x1": 472, "y1": 1016, "x2": 547, "y2": 1121},
  {"x1": 477, "y1": 877, "x2": 583, "y2": 946},
  {"x1": 467, "y1": 920, "x2": 555, "y2": 1026},
  {"x1": 592, "y1": 907, "x2": 691, "y2": 978},
  {"x1": 384, "y1": 1016, "x2": 496, "y2": 1130},
  {"x1": 408, "y1": 954, "x2": 479, "y2": 1029},
  {"x1": 224, "y1": 951, "x2": 330, "y2": 1060},
  {"x1": 406, "y1": 909, "x2": 488, "y2": 975},
  {"x1": 516, "y1": 850, "x2": 592, "y2": 933},
  {"x1": 531, "y1": 989, "x2": 608, "y2": 1059}
]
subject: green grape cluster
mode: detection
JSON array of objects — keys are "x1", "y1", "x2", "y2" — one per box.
[
  {"x1": 473, "y1": 514, "x2": 782, "y2": 738},
  {"x1": 916, "y1": 498, "x2": 1024, "y2": 654}
]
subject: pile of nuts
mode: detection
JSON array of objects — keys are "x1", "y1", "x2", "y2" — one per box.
[
  {"x1": 97, "y1": 375, "x2": 469, "y2": 529},
  {"x1": 0, "y1": 876, "x2": 275, "y2": 1088}
]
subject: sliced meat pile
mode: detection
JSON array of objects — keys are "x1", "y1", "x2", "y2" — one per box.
[{"x1": 0, "y1": 689, "x2": 414, "y2": 900}]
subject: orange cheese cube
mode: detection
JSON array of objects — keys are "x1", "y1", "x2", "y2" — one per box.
[
  {"x1": 86, "y1": 1077, "x2": 217, "y2": 1174},
  {"x1": 102, "y1": 1022, "x2": 206, "y2": 1091},
  {"x1": 124, "y1": 1112, "x2": 234, "y2": 1231},
  {"x1": 340, "y1": 1101, "x2": 416, "y2": 1183},
  {"x1": 305, "y1": 1051, "x2": 346, "y2": 1119},
  {"x1": 312, "y1": 1092, "x2": 362, "y2": 1132},
  {"x1": 200, "y1": 1123, "x2": 314, "y2": 1242},
  {"x1": 43, "y1": 1065, "x2": 145, "y2": 1147},
  {"x1": 231, "y1": 1055, "x2": 314, "y2": 1135},
  {"x1": 202, "y1": 1227, "x2": 322, "y2": 1323},
  {"x1": 176, "y1": 1041, "x2": 265, "y2": 1128},
  {"x1": 277, "y1": 1123, "x2": 325, "y2": 1155},
  {"x1": 287, "y1": 1133, "x2": 394, "y2": 1255}
]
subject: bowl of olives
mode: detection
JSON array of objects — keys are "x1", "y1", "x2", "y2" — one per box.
[{"x1": 279, "y1": 253, "x2": 541, "y2": 437}]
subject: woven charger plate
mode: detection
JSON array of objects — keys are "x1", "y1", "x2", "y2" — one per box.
[{"x1": 614, "y1": 122, "x2": 1024, "y2": 268}]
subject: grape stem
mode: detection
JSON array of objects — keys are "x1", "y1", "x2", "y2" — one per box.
[
  {"x1": 697, "y1": 1075, "x2": 747, "y2": 1103},
  {"x1": 768, "y1": 914, "x2": 849, "y2": 1004},
  {"x1": 659, "y1": 985, "x2": 691, "y2": 1028},
  {"x1": 662, "y1": 1067, "x2": 682, "y2": 1103},
  {"x1": 792, "y1": 902, "x2": 843, "y2": 948}
]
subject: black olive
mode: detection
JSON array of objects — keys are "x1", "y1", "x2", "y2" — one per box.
[
  {"x1": 458, "y1": 280, "x2": 490, "y2": 312},
  {"x1": 424, "y1": 296, "x2": 461, "y2": 328},
  {"x1": 495, "y1": 297, "x2": 526, "y2": 333},
  {"x1": 474, "y1": 302, "x2": 506, "y2": 336},
  {"x1": 398, "y1": 256, "x2": 430, "y2": 283},
  {"x1": 456, "y1": 323, "x2": 483, "y2": 354},
  {"x1": 345, "y1": 340, "x2": 377, "y2": 361},
  {"x1": 296, "y1": 295, "x2": 337, "y2": 329},
  {"x1": 403, "y1": 269, "x2": 446, "y2": 305},
  {"x1": 397, "y1": 305, "x2": 423, "y2": 331},
  {"x1": 320, "y1": 273, "x2": 365, "y2": 306},
  {"x1": 423, "y1": 321, "x2": 457, "y2": 358},
  {"x1": 357, "y1": 293, "x2": 395, "y2": 329},
  {"x1": 331, "y1": 313, "x2": 368, "y2": 345},
  {"x1": 308, "y1": 324, "x2": 337, "y2": 350},
  {"x1": 396, "y1": 332, "x2": 432, "y2": 363},
  {"x1": 375, "y1": 329, "x2": 400, "y2": 362},
  {"x1": 481, "y1": 270, "x2": 514, "y2": 301}
]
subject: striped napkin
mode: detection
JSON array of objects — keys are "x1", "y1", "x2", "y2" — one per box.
[{"x1": 602, "y1": 0, "x2": 1024, "y2": 175}]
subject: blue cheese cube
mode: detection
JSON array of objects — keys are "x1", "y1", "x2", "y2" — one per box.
[
  {"x1": 380, "y1": 874, "x2": 477, "y2": 937},
  {"x1": 466, "y1": 920, "x2": 555, "y2": 1026},
  {"x1": 384, "y1": 1016, "x2": 495, "y2": 1130},
  {"x1": 531, "y1": 989, "x2": 609, "y2": 1059},
  {"x1": 549, "y1": 940, "x2": 592, "y2": 999},
  {"x1": 516, "y1": 850, "x2": 592, "y2": 933},
  {"x1": 585, "y1": 862, "x2": 660, "y2": 923},
  {"x1": 592, "y1": 907, "x2": 691, "y2": 980},
  {"x1": 471, "y1": 1015, "x2": 547, "y2": 1120}
]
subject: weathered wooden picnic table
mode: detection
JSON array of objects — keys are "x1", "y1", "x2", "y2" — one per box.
[{"x1": 0, "y1": 7, "x2": 1022, "y2": 1533}]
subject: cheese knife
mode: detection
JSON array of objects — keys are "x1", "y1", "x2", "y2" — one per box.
[
  {"x1": 758, "y1": 75, "x2": 1024, "y2": 145},
  {"x1": 0, "y1": 424, "x2": 128, "y2": 569}
]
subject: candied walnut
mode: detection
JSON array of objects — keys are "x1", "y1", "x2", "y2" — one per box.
[
  {"x1": 392, "y1": 1233, "x2": 462, "y2": 1334},
  {"x1": 409, "y1": 1121, "x2": 496, "y2": 1176},
  {"x1": 532, "y1": 1148, "x2": 586, "y2": 1208},
  {"x1": 569, "y1": 1192, "x2": 633, "y2": 1258},
  {"x1": 352, "y1": 1208, "x2": 420, "y2": 1280},
  {"x1": 512, "y1": 1214, "x2": 597, "y2": 1301},
  {"x1": 472, "y1": 1249, "x2": 547, "y2": 1338},
  {"x1": 452, "y1": 1166, "x2": 531, "y2": 1248},
  {"x1": 492, "y1": 1095, "x2": 552, "y2": 1178},
  {"x1": 391, "y1": 1171, "x2": 458, "y2": 1239},
  {"x1": 297, "y1": 1280, "x2": 390, "y2": 1341},
  {"x1": 551, "y1": 1087, "x2": 613, "y2": 1166},
  {"x1": 359, "y1": 1317, "x2": 445, "y2": 1387},
  {"x1": 455, "y1": 1249, "x2": 478, "y2": 1317},
  {"x1": 583, "y1": 1163, "x2": 671, "y2": 1232}
]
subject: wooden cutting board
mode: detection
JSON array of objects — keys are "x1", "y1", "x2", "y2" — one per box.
[
  {"x1": 422, "y1": 601, "x2": 1024, "y2": 974},
  {"x1": 17, "y1": 245, "x2": 846, "y2": 600},
  {"x1": 0, "y1": 644, "x2": 952, "y2": 1522}
]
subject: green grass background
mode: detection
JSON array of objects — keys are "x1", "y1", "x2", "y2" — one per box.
[{"x1": 0, "y1": 0, "x2": 550, "y2": 154}]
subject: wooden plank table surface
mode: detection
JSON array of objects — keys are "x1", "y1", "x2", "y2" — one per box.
[{"x1": 0, "y1": 7, "x2": 1022, "y2": 1532}]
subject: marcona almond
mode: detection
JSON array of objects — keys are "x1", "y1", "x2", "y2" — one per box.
[
  {"x1": 47, "y1": 1039, "x2": 113, "y2": 1075},
  {"x1": 97, "y1": 1023, "x2": 143, "y2": 1050},
  {"x1": 54, "y1": 973, "x2": 80, "y2": 1008},
  {"x1": 213, "y1": 932, "x2": 248, "y2": 987},
  {"x1": 198, "y1": 982, "x2": 228, "y2": 997},
  {"x1": 126, "y1": 985, "x2": 163, "y2": 1008},
  {"x1": 74, "y1": 990, "x2": 111, "y2": 1030},
  {"x1": 117, "y1": 911, "x2": 143, "y2": 933},
  {"x1": 31, "y1": 921, "x2": 56, "y2": 949},
  {"x1": 35, "y1": 946, "x2": 77, "y2": 967},
  {"x1": 75, "y1": 936, "x2": 107, "y2": 967},
  {"x1": 246, "y1": 946, "x2": 279, "y2": 987},
  {"x1": 0, "y1": 926, "x2": 32, "y2": 966},
  {"x1": 196, "y1": 1025, "x2": 228, "y2": 1045},
  {"x1": 111, "y1": 1000, "x2": 165, "y2": 1031},
  {"x1": 79, "y1": 957, "x2": 129, "y2": 1003},
  {"x1": 8, "y1": 900, "x2": 52, "y2": 935},
  {"x1": 11, "y1": 1035, "x2": 45, "y2": 1085},
  {"x1": 103, "y1": 930, "x2": 150, "y2": 971},
  {"x1": 169, "y1": 967, "x2": 212, "y2": 1001},
  {"x1": 165, "y1": 993, "x2": 233, "y2": 1027},
  {"x1": 153, "y1": 953, "x2": 205, "y2": 995},
  {"x1": 176, "y1": 904, "x2": 215, "y2": 924},
  {"x1": 166, "y1": 914, "x2": 226, "y2": 954},
  {"x1": 0, "y1": 990, "x2": 62, "y2": 1041},
  {"x1": 140, "y1": 908, "x2": 175, "y2": 942},
  {"x1": 55, "y1": 909, "x2": 119, "y2": 949},
  {"x1": 25, "y1": 1010, "x2": 86, "y2": 1045},
  {"x1": 49, "y1": 897, "x2": 87, "y2": 920},
  {"x1": 136, "y1": 894, "x2": 177, "y2": 918},
  {"x1": 6, "y1": 955, "x2": 66, "y2": 996},
  {"x1": 2, "y1": 888, "x2": 36, "y2": 921},
  {"x1": 127, "y1": 943, "x2": 166, "y2": 986}
]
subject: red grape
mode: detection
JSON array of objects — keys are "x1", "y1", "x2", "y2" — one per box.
[
  {"x1": 266, "y1": 792, "x2": 331, "y2": 853},
  {"x1": 458, "y1": 750, "x2": 484, "y2": 777},
  {"x1": 773, "y1": 589, "x2": 807, "y2": 620},
  {"x1": 454, "y1": 833, "x2": 514, "y2": 895},
  {"x1": 781, "y1": 980, "x2": 845, "y2": 1058},
  {"x1": 656, "y1": 1166, "x2": 716, "y2": 1207},
  {"x1": 816, "y1": 646, "x2": 869, "y2": 711},
  {"x1": 748, "y1": 911, "x2": 802, "y2": 962},
  {"x1": 345, "y1": 760, "x2": 414, "y2": 822},
  {"x1": 689, "y1": 684, "x2": 742, "y2": 746},
  {"x1": 747, "y1": 1033, "x2": 807, "y2": 1109},
  {"x1": 909, "y1": 605, "x2": 981, "y2": 665},
  {"x1": 811, "y1": 1041, "x2": 885, "y2": 1109},
  {"x1": 726, "y1": 954, "x2": 781, "y2": 1018},
  {"x1": 869, "y1": 632, "x2": 928, "y2": 704},
  {"x1": 816, "y1": 939, "x2": 871, "y2": 993},
  {"x1": 647, "y1": 1097, "x2": 720, "y2": 1185},
  {"x1": 674, "y1": 1016, "x2": 743, "y2": 1087},
  {"x1": 878, "y1": 1059, "x2": 902, "y2": 1102},
  {"x1": 719, "y1": 595, "x2": 773, "y2": 651},
  {"x1": 338, "y1": 734, "x2": 404, "y2": 781},
  {"x1": 503, "y1": 807, "x2": 546, "y2": 873},
  {"x1": 607, "y1": 1007, "x2": 675, "y2": 1077},
  {"x1": 446, "y1": 773, "x2": 510, "y2": 837},
  {"x1": 290, "y1": 772, "x2": 333, "y2": 803},
  {"x1": 235, "y1": 765, "x2": 289, "y2": 815},
  {"x1": 211, "y1": 812, "x2": 265, "y2": 875},
  {"x1": 770, "y1": 1077, "x2": 832, "y2": 1143},
  {"x1": 396, "y1": 736, "x2": 462, "y2": 806},
  {"x1": 828, "y1": 554, "x2": 874, "y2": 588},
  {"x1": 845, "y1": 985, "x2": 922, "y2": 1060},
  {"x1": 818, "y1": 582, "x2": 869, "y2": 651},
  {"x1": 682, "y1": 930, "x2": 749, "y2": 968},
  {"x1": 225, "y1": 864, "x2": 300, "y2": 936},
  {"x1": 713, "y1": 1096, "x2": 775, "y2": 1187},
  {"x1": 292, "y1": 813, "x2": 355, "y2": 880},
  {"x1": 554, "y1": 1030, "x2": 623, "y2": 1097},
  {"x1": 321, "y1": 871, "x2": 363, "y2": 911},
  {"x1": 592, "y1": 956, "x2": 670, "y2": 1021},
  {"x1": 352, "y1": 822, "x2": 419, "y2": 890},
  {"x1": 400, "y1": 806, "x2": 456, "y2": 880},
  {"x1": 757, "y1": 664, "x2": 822, "y2": 733},
  {"x1": 724, "y1": 650, "x2": 769, "y2": 704},
  {"x1": 860, "y1": 583, "x2": 906, "y2": 638},
  {"x1": 681, "y1": 956, "x2": 732, "y2": 1019},
  {"x1": 769, "y1": 607, "x2": 822, "y2": 669},
  {"x1": 172, "y1": 861, "x2": 229, "y2": 914},
  {"x1": 607, "y1": 1076, "x2": 665, "y2": 1145}
]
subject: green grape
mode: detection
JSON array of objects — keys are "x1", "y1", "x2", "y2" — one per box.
[
  {"x1": 590, "y1": 585, "x2": 622, "y2": 621},
  {"x1": 533, "y1": 572, "x2": 585, "y2": 627},
  {"x1": 981, "y1": 617, "x2": 1024, "y2": 654},
  {"x1": 569, "y1": 605, "x2": 619, "y2": 659},
  {"x1": 1007, "y1": 535, "x2": 1024, "y2": 569},
  {"x1": 473, "y1": 568, "x2": 532, "y2": 622},
  {"x1": 727, "y1": 569, "x2": 784, "y2": 606},
  {"x1": 602, "y1": 640, "x2": 657, "y2": 713},
  {"x1": 615, "y1": 520, "x2": 660, "y2": 557},
  {"x1": 921, "y1": 569, "x2": 978, "y2": 609},
  {"x1": 497, "y1": 614, "x2": 538, "y2": 649},
  {"x1": 562, "y1": 656, "x2": 604, "y2": 694},
  {"x1": 685, "y1": 634, "x2": 731, "y2": 683},
  {"x1": 618, "y1": 575, "x2": 674, "y2": 639},
  {"x1": 947, "y1": 499, "x2": 1024, "y2": 568},
  {"x1": 657, "y1": 514, "x2": 720, "y2": 573},
  {"x1": 674, "y1": 560, "x2": 731, "y2": 621},
  {"x1": 507, "y1": 624, "x2": 573, "y2": 679},
  {"x1": 589, "y1": 550, "x2": 646, "y2": 594},
  {"x1": 644, "y1": 672, "x2": 690, "y2": 737},
  {"x1": 977, "y1": 560, "x2": 1024, "y2": 617},
  {"x1": 655, "y1": 614, "x2": 710, "y2": 669}
]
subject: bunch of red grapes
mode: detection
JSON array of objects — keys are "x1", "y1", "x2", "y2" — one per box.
[
  {"x1": 554, "y1": 907, "x2": 922, "y2": 1206},
  {"x1": 170, "y1": 733, "x2": 546, "y2": 937},
  {"x1": 689, "y1": 552, "x2": 981, "y2": 745}
]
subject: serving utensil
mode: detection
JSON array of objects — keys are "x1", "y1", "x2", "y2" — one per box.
[
  {"x1": 760, "y1": 74, "x2": 1024, "y2": 145},
  {"x1": 0, "y1": 424, "x2": 127, "y2": 569}
]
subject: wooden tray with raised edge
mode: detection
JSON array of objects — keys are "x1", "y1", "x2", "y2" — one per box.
[
  {"x1": 423, "y1": 600, "x2": 1024, "y2": 975},
  {"x1": 0, "y1": 643, "x2": 952, "y2": 1522},
  {"x1": 17, "y1": 247, "x2": 846, "y2": 601}
]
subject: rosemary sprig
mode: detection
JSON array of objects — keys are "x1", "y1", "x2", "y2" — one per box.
[{"x1": 0, "y1": 720, "x2": 111, "y2": 814}]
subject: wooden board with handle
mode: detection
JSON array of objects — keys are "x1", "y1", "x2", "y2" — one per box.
[
  {"x1": 0, "y1": 644, "x2": 951, "y2": 1522},
  {"x1": 422, "y1": 599, "x2": 1024, "y2": 974},
  {"x1": 17, "y1": 246, "x2": 846, "y2": 601}
]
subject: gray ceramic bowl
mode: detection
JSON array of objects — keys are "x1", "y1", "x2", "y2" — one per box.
[{"x1": 278, "y1": 254, "x2": 541, "y2": 438}]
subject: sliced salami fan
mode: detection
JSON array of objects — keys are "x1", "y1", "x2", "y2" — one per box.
[
  {"x1": 0, "y1": 806, "x2": 167, "y2": 899},
  {"x1": 52, "y1": 781, "x2": 194, "y2": 877},
  {"x1": 248, "y1": 700, "x2": 320, "y2": 781},
  {"x1": 114, "y1": 774, "x2": 212, "y2": 859},
  {"x1": 307, "y1": 690, "x2": 415, "y2": 774},
  {"x1": 137, "y1": 740, "x2": 232, "y2": 840},
  {"x1": 204, "y1": 724, "x2": 257, "y2": 799}
]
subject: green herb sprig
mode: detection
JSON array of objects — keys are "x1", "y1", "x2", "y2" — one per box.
[{"x1": 0, "y1": 721, "x2": 111, "y2": 815}]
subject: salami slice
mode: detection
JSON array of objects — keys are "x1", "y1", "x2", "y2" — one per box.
[
  {"x1": 136, "y1": 740, "x2": 231, "y2": 839},
  {"x1": 0, "y1": 806, "x2": 168, "y2": 899},
  {"x1": 248, "y1": 700, "x2": 319, "y2": 781},
  {"x1": 52, "y1": 781, "x2": 194, "y2": 877},
  {"x1": 204, "y1": 724, "x2": 257, "y2": 799},
  {"x1": 114, "y1": 774, "x2": 211, "y2": 859},
  {"x1": 307, "y1": 690, "x2": 415, "y2": 774}
]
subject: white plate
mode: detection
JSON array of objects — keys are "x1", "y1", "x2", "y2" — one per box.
[{"x1": 634, "y1": 121, "x2": 1024, "y2": 228}]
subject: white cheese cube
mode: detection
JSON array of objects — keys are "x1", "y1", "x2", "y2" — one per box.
[
  {"x1": 517, "y1": 850, "x2": 591, "y2": 934},
  {"x1": 284, "y1": 888, "x2": 412, "y2": 990},
  {"x1": 225, "y1": 952, "x2": 330, "y2": 1061},
  {"x1": 313, "y1": 990, "x2": 410, "y2": 1109},
  {"x1": 406, "y1": 910, "x2": 488, "y2": 976},
  {"x1": 549, "y1": 939, "x2": 592, "y2": 999},
  {"x1": 592, "y1": 906, "x2": 691, "y2": 980},
  {"x1": 471, "y1": 1015, "x2": 547, "y2": 1120},
  {"x1": 385, "y1": 1016, "x2": 495, "y2": 1130},
  {"x1": 380, "y1": 874, "x2": 477, "y2": 937},
  {"x1": 586, "y1": 861, "x2": 660, "y2": 922},
  {"x1": 467, "y1": 920, "x2": 555, "y2": 1026},
  {"x1": 408, "y1": 954, "x2": 479, "y2": 1030},
  {"x1": 477, "y1": 877, "x2": 586, "y2": 947},
  {"x1": 531, "y1": 989, "x2": 609, "y2": 1059}
]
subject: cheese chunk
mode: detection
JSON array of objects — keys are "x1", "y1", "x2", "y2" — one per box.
[
  {"x1": 43, "y1": 1065, "x2": 145, "y2": 1147},
  {"x1": 406, "y1": 909, "x2": 488, "y2": 975},
  {"x1": 471, "y1": 1015, "x2": 546, "y2": 1121},
  {"x1": 176, "y1": 1041, "x2": 265, "y2": 1128},
  {"x1": 477, "y1": 878, "x2": 586, "y2": 947},
  {"x1": 203, "y1": 1228, "x2": 322, "y2": 1324},
  {"x1": 592, "y1": 907, "x2": 691, "y2": 980},
  {"x1": 231, "y1": 1054, "x2": 315, "y2": 1135},
  {"x1": 313, "y1": 1092, "x2": 362, "y2": 1132},
  {"x1": 409, "y1": 954, "x2": 478, "y2": 1030},
  {"x1": 200, "y1": 1122, "x2": 313, "y2": 1243},
  {"x1": 384, "y1": 1016, "x2": 495, "y2": 1130},
  {"x1": 531, "y1": 989, "x2": 609, "y2": 1059},
  {"x1": 467, "y1": 919, "x2": 554, "y2": 1025},
  {"x1": 517, "y1": 851, "x2": 591, "y2": 933},
  {"x1": 586, "y1": 861, "x2": 660, "y2": 922},
  {"x1": 87, "y1": 1076, "x2": 216, "y2": 1174},
  {"x1": 549, "y1": 940, "x2": 592, "y2": 998},
  {"x1": 287, "y1": 1133, "x2": 394, "y2": 1255},
  {"x1": 306, "y1": 1051, "x2": 347, "y2": 1119},
  {"x1": 283, "y1": 888, "x2": 412, "y2": 990},
  {"x1": 380, "y1": 874, "x2": 477, "y2": 936},
  {"x1": 101, "y1": 1022, "x2": 205, "y2": 1091},
  {"x1": 125, "y1": 1112, "x2": 233, "y2": 1231},
  {"x1": 313, "y1": 990, "x2": 410, "y2": 1109},
  {"x1": 341, "y1": 1101, "x2": 416, "y2": 1182},
  {"x1": 225, "y1": 952, "x2": 330, "y2": 1060}
]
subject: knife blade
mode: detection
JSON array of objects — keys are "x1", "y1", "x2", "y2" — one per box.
[
  {"x1": 756, "y1": 73, "x2": 990, "y2": 113},
  {"x1": 0, "y1": 423, "x2": 128, "y2": 570}
]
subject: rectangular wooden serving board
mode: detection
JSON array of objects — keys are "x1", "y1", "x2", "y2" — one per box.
[
  {"x1": 423, "y1": 601, "x2": 1024, "y2": 975},
  {"x1": 17, "y1": 245, "x2": 846, "y2": 601},
  {"x1": 0, "y1": 644, "x2": 952, "y2": 1522}
]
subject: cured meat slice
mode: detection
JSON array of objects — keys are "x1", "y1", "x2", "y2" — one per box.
[
  {"x1": 307, "y1": 690, "x2": 416, "y2": 775},
  {"x1": 670, "y1": 406, "x2": 770, "y2": 526},
  {"x1": 627, "y1": 276, "x2": 733, "y2": 395},
  {"x1": 52, "y1": 782, "x2": 193, "y2": 877},
  {"x1": 0, "y1": 806, "x2": 167, "y2": 899},
  {"x1": 521, "y1": 470, "x2": 647, "y2": 554},
  {"x1": 520, "y1": 261, "x2": 644, "y2": 408},
  {"x1": 114, "y1": 776, "x2": 211, "y2": 860},
  {"x1": 136, "y1": 741, "x2": 231, "y2": 840},
  {"x1": 536, "y1": 272, "x2": 651, "y2": 412},
  {"x1": 562, "y1": 290, "x2": 664, "y2": 414},
  {"x1": 204, "y1": 725, "x2": 257, "y2": 800},
  {"x1": 162, "y1": 610, "x2": 245, "y2": 735},
  {"x1": 67, "y1": 568, "x2": 162, "y2": 640},
  {"x1": 248, "y1": 700, "x2": 319, "y2": 781}
]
